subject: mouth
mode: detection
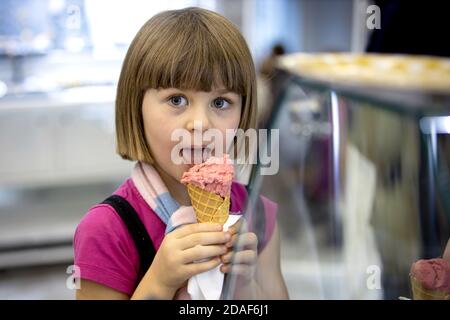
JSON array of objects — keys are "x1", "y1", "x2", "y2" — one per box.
[{"x1": 180, "y1": 146, "x2": 212, "y2": 164}]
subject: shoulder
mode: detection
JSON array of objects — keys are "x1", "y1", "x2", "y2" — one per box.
[
  {"x1": 74, "y1": 203, "x2": 130, "y2": 248},
  {"x1": 74, "y1": 202, "x2": 139, "y2": 272},
  {"x1": 73, "y1": 176, "x2": 158, "y2": 260},
  {"x1": 74, "y1": 178, "x2": 138, "y2": 251},
  {"x1": 73, "y1": 182, "x2": 142, "y2": 295}
]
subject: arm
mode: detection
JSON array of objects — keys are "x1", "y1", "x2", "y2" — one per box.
[
  {"x1": 76, "y1": 279, "x2": 129, "y2": 300},
  {"x1": 76, "y1": 223, "x2": 229, "y2": 300},
  {"x1": 76, "y1": 275, "x2": 175, "y2": 300}
]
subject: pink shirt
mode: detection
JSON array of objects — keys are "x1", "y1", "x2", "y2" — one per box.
[{"x1": 73, "y1": 178, "x2": 277, "y2": 297}]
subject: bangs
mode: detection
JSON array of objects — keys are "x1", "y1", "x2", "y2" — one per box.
[{"x1": 136, "y1": 9, "x2": 250, "y2": 95}]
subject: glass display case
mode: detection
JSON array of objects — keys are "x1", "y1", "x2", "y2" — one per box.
[{"x1": 224, "y1": 53, "x2": 450, "y2": 299}]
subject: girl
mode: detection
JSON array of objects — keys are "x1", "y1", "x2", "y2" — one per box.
[{"x1": 74, "y1": 7, "x2": 288, "y2": 300}]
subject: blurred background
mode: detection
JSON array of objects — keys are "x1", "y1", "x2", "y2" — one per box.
[{"x1": 0, "y1": 0, "x2": 449, "y2": 299}]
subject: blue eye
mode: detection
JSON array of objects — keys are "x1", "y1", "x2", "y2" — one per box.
[
  {"x1": 212, "y1": 97, "x2": 231, "y2": 110},
  {"x1": 168, "y1": 95, "x2": 188, "y2": 107}
]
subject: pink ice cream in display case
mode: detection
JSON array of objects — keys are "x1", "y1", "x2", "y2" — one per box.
[{"x1": 410, "y1": 239, "x2": 450, "y2": 300}]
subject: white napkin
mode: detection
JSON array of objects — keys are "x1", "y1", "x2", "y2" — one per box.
[{"x1": 187, "y1": 214, "x2": 241, "y2": 300}]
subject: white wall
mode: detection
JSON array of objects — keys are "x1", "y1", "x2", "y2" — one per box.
[{"x1": 298, "y1": 0, "x2": 353, "y2": 53}]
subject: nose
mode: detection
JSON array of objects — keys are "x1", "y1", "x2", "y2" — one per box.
[{"x1": 185, "y1": 104, "x2": 211, "y2": 133}]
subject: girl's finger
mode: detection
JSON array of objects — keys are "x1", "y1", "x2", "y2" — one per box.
[
  {"x1": 181, "y1": 231, "x2": 230, "y2": 250},
  {"x1": 182, "y1": 244, "x2": 227, "y2": 263},
  {"x1": 220, "y1": 264, "x2": 253, "y2": 277},
  {"x1": 220, "y1": 263, "x2": 230, "y2": 273},
  {"x1": 237, "y1": 232, "x2": 258, "y2": 250},
  {"x1": 225, "y1": 233, "x2": 238, "y2": 248},
  {"x1": 173, "y1": 223, "x2": 222, "y2": 238},
  {"x1": 221, "y1": 251, "x2": 233, "y2": 263},
  {"x1": 227, "y1": 218, "x2": 248, "y2": 235},
  {"x1": 227, "y1": 232, "x2": 258, "y2": 250},
  {"x1": 187, "y1": 257, "x2": 222, "y2": 277},
  {"x1": 227, "y1": 220, "x2": 242, "y2": 235},
  {"x1": 221, "y1": 250, "x2": 257, "y2": 264}
]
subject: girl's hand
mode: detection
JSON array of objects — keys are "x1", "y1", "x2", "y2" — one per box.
[
  {"x1": 134, "y1": 223, "x2": 230, "y2": 299},
  {"x1": 220, "y1": 219, "x2": 258, "y2": 284}
]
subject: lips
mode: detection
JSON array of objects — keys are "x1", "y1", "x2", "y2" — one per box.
[{"x1": 180, "y1": 147, "x2": 212, "y2": 164}]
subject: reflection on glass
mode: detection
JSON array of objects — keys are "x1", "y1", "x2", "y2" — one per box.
[{"x1": 224, "y1": 75, "x2": 450, "y2": 300}]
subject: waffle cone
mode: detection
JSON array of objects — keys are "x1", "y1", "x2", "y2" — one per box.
[
  {"x1": 410, "y1": 275, "x2": 450, "y2": 300},
  {"x1": 187, "y1": 184, "x2": 230, "y2": 225}
]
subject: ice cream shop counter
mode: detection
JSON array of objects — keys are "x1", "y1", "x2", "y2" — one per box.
[{"x1": 224, "y1": 53, "x2": 450, "y2": 299}]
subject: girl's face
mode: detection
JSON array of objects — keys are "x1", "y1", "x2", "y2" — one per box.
[{"x1": 142, "y1": 86, "x2": 242, "y2": 182}]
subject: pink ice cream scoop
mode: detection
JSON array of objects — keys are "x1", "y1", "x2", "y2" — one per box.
[
  {"x1": 410, "y1": 258, "x2": 450, "y2": 293},
  {"x1": 181, "y1": 154, "x2": 234, "y2": 198}
]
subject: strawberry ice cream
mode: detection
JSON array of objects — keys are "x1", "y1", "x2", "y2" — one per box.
[
  {"x1": 181, "y1": 154, "x2": 234, "y2": 198},
  {"x1": 410, "y1": 258, "x2": 450, "y2": 293}
]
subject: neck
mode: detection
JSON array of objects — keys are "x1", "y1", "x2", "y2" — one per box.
[{"x1": 153, "y1": 164, "x2": 191, "y2": 207}]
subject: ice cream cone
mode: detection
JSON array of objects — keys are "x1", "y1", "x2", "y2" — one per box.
[
  {"x1": 410, "y1": 275, "x2": 450, "y2": 300},
  {"x1": 187, "y1": 184, "x2": 230, "y2": 225}
]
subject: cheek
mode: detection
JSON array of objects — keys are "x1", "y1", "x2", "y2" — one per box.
[
  {"x1": 216, "y1": 106, "x2": 241, "y2": 130},
  {"x1": 142, "y1": 108, "x2": 190, "y2": 179},
  {"x1": 142, "y1": 107, "x2": 174, "y2": 159},
  {"x1": 214, "y1": 110, "x2": 241, "y2": 152}
]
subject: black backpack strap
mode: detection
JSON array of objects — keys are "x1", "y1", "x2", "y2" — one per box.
[{"x1": 101, "y1": 195, "x2": 155, "y2": 278}]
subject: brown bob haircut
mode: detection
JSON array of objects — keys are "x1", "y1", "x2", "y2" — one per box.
[{"x1": 116, "y1": 7, "x2": 257, "y2": 164}]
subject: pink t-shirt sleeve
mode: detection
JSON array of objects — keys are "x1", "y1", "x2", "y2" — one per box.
[{"x1": 73, "y1": 204, "x2": 140, "y2": 296}]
